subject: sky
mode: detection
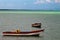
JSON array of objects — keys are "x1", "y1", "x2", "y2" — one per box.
[{"x1": 0, "y1": 0, "x2": 60, "y2": 10}]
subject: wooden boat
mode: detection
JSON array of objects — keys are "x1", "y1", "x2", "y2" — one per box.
[
  {"x1": 2, "y1": 29, "x2": 44, "y2": 36},
  {"x1": 32, "y1": 23, "x2": 41, "y2": 28}
]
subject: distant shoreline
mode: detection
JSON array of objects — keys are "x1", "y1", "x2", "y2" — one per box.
[{"x1": 0, "y1": 9, "x2": 60, "y2": 12}]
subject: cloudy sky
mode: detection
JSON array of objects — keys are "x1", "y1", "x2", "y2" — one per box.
[{"x1": 0, "y1": 0, "x2": 60, "y2": 10}]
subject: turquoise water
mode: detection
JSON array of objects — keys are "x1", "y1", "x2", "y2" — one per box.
[
  {"x1": 0, "y1": 11, "x2": 60, "y2": 40},
  {"x1": 0, "y1": 10, "x2": 60, "y2": 14}
]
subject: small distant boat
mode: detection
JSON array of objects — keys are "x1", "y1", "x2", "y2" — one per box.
[
  {"x1": 2, "y1": 29, "x2": 44, "y2": 36},
  {"x1": 32, "y1": 23, "x2": 41, "y2": 28}
]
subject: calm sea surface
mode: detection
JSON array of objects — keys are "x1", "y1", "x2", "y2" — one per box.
[{"x1": 0, "y1": 11, "x2": 60, "y2": 40}]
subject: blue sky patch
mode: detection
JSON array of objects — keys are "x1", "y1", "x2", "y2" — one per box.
[{"x1": 0, "y1": 0, "x2": 60, "y2": 10}]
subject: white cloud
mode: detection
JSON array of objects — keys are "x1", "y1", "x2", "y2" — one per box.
[
  {"x1": 34, "y1": 0, "x2": 45, "y2": 4},
  {"x1": 46, "y1": 0, "x2": 51, "y2": 3},
  {"x1": 34, "y1": 0, "x2": 53, "y2": 4},
  {"x1": 55, "y1": 0, "x2": 60, "y2": 3}
]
